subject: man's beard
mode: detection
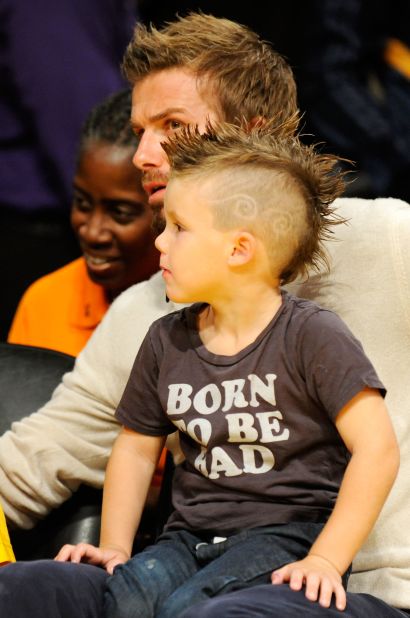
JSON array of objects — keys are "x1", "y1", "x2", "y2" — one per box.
[
  {"x1": 151, "y1": 205, "x2": 166, "y2": 235},
  {"x1": 142, "y1": 170, "x2": 168, "y2": 235}
]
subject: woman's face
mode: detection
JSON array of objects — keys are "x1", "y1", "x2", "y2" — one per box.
[{"x1": 71, "y1": 142, "x2": 159, "y2": 299}]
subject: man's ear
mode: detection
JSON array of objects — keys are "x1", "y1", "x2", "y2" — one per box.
[{"x1": 227, "y1": 231, "x2": 256, "y2": 267}]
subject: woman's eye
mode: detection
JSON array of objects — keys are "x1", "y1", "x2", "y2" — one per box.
[
  {"x1": 72, "y1": 195, "x2": 91, "y2": 211},
  {"x1": 112, "y1": 203, "x2": 145, "y2": 223}
]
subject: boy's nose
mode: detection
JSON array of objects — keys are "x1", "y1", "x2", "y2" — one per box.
[{"x1": 154, "y1": 229, "x2": 167, "y2": 253}]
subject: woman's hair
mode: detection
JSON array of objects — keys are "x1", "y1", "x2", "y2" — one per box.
[
  {"x1": 78, "y1": 89, "x2": 136, "y2": 158},
  {"x1": 164, "y1": 119, "x2": 347, "y2": 284},
  {"x1": 122, "y1": 12, "x2": 298, "y2": 129}
]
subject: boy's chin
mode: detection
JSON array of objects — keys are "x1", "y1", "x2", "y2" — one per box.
[
  {"x1": 167, "y1": 292, "x2": 190, "y2": 304},
  {"x1": 166, "y1": 288, "x2": 200, "y2": 305}
]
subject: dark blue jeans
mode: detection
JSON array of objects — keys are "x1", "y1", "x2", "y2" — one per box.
[
  {"x1": 0, "y1": 560, "x2": 107, "y2": 617},
  {"x1": 0, "y1": 558, "x2": 407, "y2": 618},
  {"x1": 105, "y1": 523, "x2": 326, "y2": 618},
  {"x1": 178, "y1": 584, "x2": 410, "y2": 618}
]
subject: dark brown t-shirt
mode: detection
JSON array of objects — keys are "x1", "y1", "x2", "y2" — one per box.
[{"x1": 117, "y1": 292, "x2": 385, "y2": 535}]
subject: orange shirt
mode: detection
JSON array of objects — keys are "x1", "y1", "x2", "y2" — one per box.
[{"x1": 8, "y1": 257, "x2": 108, "y2": 357}]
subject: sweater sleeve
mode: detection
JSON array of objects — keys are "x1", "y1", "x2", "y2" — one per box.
[{"x1": 0, "y1": 274, "x2": 173, "y2": 528}]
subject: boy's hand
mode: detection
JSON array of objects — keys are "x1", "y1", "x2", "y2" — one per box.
[
  {"x1": 54, "y1": 542, "x2": 129, "y2": 575},
  {"x1": 271, "y1": 554, "x2": 346, "y2": 611}
]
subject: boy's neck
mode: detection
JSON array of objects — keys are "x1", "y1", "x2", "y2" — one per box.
[{"x1": 197, "y1": 284, "x2": 282, "y2": 356}]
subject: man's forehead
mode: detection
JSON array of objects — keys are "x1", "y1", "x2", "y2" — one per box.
[{"x1": 130, "y1": 68, "x2": 217, "y2": 126}]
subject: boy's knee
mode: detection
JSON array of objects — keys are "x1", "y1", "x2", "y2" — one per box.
[{"x1": 104, "y1": 560, "x2": 161, "y2": 618}]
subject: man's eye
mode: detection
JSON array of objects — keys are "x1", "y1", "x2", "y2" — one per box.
[
  {"x1": 168, "y1": 120, "x2": 183, "y2": 132},
  {"x1": 132, "y1": 128, "x2": 144, "y2": 143}
]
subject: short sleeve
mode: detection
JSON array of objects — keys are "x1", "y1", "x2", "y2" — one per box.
[
  {"x1": 297, "y1": 309, "x2": 386, "y2": 419},
  {"x1": 116, "y1": 326, "x2": 176, "y2": 436}
]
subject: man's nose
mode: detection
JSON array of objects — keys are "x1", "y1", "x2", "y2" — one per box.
[
  {"x1": 79, "y1": 211, "x2": 112, "y2": 244},
  {"x1": 133, "y1": 130, "x2": 165, "y2": 170}
]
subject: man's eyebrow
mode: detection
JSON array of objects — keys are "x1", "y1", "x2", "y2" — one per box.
[{"x1": 130, "y1": 107, "x2": 187, "y2": 128}]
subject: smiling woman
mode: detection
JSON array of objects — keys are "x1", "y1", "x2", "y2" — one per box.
[
  {"x1": 71, "y1": 142, "x2": 158, "y2": 301},
  {"x1": 7, "y1": 90, "x2": 159, "y2": 357}
]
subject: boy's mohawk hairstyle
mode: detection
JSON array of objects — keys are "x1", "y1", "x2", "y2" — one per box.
[{"x1": 163, "y1": 119, "x2": 348, "y2": 283}]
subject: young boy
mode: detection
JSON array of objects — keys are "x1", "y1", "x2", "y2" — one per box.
[{"x1": 57, "y1": 124, "x2": 399, "y2": 617}]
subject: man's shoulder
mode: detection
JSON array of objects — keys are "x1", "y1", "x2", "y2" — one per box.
[
  {"x1": 94, "y1": 273, "x2": 190, "y2": 351},
  {"x1": 111, "y1": 272, "x2": 191, "y2": 320},
  {"x1": 109, "y1": 272, "x2": 171, "y2": 314}
]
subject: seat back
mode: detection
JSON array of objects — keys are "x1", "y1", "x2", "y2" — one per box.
[
  {"x1": 0, "y1": 342, "x2": 102, "y2": 559},
  {"x1": 0, "y1": 342, "x2": 75, "y2": 433}
]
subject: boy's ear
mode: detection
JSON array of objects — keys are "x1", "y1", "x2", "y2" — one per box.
[{"x1": 227, "y1": 231, "x2": 256, "y2": 267}]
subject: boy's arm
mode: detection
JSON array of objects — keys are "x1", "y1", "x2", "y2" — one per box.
[
  {"x1": 100, "y1": 428, "x2": 166, "y2": 561},
  {"x1": 56, "y1": 427, "x2": 166, "y2": 573},
  {"x1": 272, "y1": 388, "x2": 400, "y2": 610}
]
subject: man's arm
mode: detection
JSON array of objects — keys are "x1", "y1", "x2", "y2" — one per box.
[{"x1": 0, "y1": 274, "x2": 173, "y2": 528}]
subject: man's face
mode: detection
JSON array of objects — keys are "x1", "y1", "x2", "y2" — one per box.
[{"x1": 131, "y1": 68, "x2": 220, "y2": 230}]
